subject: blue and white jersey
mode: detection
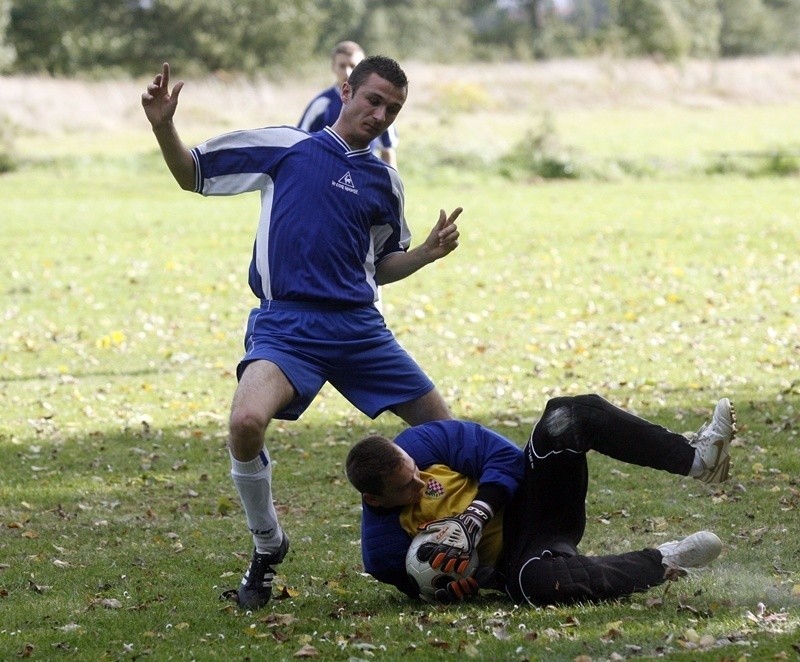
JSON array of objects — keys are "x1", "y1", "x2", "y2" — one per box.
[
  {"x1": 298, "y1": 85, "x2": 399, "y2": 153},
  {"x1": 190, "y1": 126, "x2": 410, "y2": 304}
]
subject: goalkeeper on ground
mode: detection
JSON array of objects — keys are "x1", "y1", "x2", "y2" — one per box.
[{"x1": 345, "y1": 394, "x2": 735, "y2": 605}]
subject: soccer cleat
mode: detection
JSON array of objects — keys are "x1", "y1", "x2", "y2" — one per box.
[
  {"x1": 658, "y1": 531, "x2": 722, "y2": 571},
  {"x1": 237, "y1": 534, "x2": 289, "y2": 610},
  {"x1": 690, "y1": 398, "x2": 736, "y2": 483}
]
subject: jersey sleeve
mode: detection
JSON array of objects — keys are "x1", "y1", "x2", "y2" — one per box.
[
  {"x1": 190, "y1": 126, "x2": 307, "y2": 195},
  {"x1": 373, "y1": 167, "x2": 410, "y2": 263},
  {"x1": 359, "y1": 503, "x2": 420, "y2": 598}
]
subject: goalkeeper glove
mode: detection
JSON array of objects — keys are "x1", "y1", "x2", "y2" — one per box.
[
  {"x1": 434, "y1": 575, "x2": 479, "y2": 603},
  {"x1": 417, "y1": 501, "x2": 493, "y2": 574}
]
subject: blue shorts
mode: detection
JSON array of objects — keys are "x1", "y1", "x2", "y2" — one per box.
[{"x1": 237, "y1": 301, "x2": 435, "y2": 420}]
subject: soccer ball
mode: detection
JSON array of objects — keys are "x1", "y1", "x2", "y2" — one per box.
[{"x1": 405, "y1": 530, "x2": 479, "y2": 602}]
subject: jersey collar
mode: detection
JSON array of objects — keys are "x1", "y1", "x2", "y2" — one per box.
[{"x1": 323, "y1": 126, "x2": 373, "y2": 157}]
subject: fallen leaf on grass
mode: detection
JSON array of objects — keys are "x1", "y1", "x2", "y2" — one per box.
[
  {"x1": 293, "y1": 644, "x2": 319, "y2": 657},
  {"x1": 273, "y1": 585, "x2": 297, "y2": 600},
  {"x1": 28, "y1": 580, "x2": 50, "y2": 593},
  {"x1": 260, "y1": 613, "x2": 296, "y2": 627},
  {"x1": 601, "y1": 626, "x2": 623, "y2": 643},
  {"x1": 17, "y1": 643, "x2": 34, "y2": 658},
  {"x1": 57, "y1": 623, "x2": 81, "y2": 632},
  {"x1": 89, "y1": 598, "x2": 123, "y2": 609},
  {"x1": 745, "y1": 602, "x2": 790, "y2": 627}
]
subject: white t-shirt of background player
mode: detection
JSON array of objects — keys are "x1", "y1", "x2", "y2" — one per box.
[{"x1": 190, "y1": 126, "x2": 410, "y2": 305}]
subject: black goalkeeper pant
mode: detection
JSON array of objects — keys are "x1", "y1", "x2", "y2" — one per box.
[{"x1": 501, "y1": 394, "x2": 696, "y2": 606}]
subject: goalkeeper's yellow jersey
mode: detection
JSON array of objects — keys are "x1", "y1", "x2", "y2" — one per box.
[{"x1": 398, "y1": 464, "x2": 505, "y2": 566}]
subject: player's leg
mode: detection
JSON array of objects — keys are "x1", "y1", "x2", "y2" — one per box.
[
  {"x1": 327, "y1": 306, "x2": 452, "y2": 424},
  {"x1": 393, "y1": 388, "x2": 452, "y2": 425},
  {"x1": 229, "y1": 359, "x2": 296, "y2": 609},
  {"x1": 508, "y1": 546, "x2": 668, "y2": 606},
  {"x1": 506, "y1": 528, "x2": 723, "y2": 606},
  {"x1": 503, "y1": 438, "x2": 590, "y2": 571},
  {"x1": 528, "y1": 394, "x2": 734, "y2": 478},
  {"x1": 229, "y1": 359, "x2": 296, "y2": 461},
  {"x1": 502, "y1": 439, "x2": 668, "y2": 606}
]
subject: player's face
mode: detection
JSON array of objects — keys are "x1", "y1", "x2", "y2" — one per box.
[
  {"x1": 338, "y1": 73, "x2": 406, "y2": 148},
  {"x1": 332, "y1": 52, "x2": 363, "y2": 86},
  {"x1": 373, "y1": 448, "x2": 424, "y2": 508}
]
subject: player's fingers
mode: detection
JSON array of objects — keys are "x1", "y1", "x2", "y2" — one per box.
[
  {"x1": 446, "y1": 207, "x2": 464, "y2": 225},
  {"x1": 454, "y1": 557, "x2": 471, "y2": 575},
  {"x1": 449, "y1": 581, "x2": 465, "y2": 600},
  {"x1": 418, "y1": 520, "x2": 442, "y2": 533},
  {"x1": 440, "y1": 227, "x2": 459, "y2": 244},
  {"x1": 443, "y1": 557, "x2": 458, "y2": 574},
  {"x1": 430, "y1": 551, "x2": 448, "y2": 569}
]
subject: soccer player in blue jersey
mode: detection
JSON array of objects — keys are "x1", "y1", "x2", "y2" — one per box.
[
  {"x1": 142, "y1": 57, "x2": 462, "y2": 609},
  {"x1": 346, "y1": 395, "x2": 735, "y2": 605},
  {"x1": 298, "y1": 41, "x2": 398, "y2": 167}
]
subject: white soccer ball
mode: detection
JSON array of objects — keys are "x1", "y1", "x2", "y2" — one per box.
[{"x1": 405, "y1": 530, "x2": 479, "y2": 602}]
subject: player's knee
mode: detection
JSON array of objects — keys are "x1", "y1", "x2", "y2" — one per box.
[{"x1": 229, "y1": 407, "x2": 269, "y2": 445}]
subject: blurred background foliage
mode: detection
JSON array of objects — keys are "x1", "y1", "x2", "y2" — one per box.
[{"x1": 2, "y1": 0, "x2": 800, "y2": 77}]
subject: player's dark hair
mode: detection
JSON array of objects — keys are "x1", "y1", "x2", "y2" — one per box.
[
  {"x1": 346, "y1": 435, "x2": 403, "y2": 496},
  {"x1": 348, "y1": 55, "x2": 408, "y2": 94}
]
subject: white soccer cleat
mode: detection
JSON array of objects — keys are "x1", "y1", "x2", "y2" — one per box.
[
  {"x1": 691, "y1": 398, "x2": 736, "y2": 483},
  {"x1": 658, "y1": 531, "x2": 722, "y2": 571}
]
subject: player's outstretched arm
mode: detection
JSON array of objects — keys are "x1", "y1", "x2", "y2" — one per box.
[
  {"x1": 141, "y1": 62, "x2": 196, "y2": 191},
  {"x1": 375, "y1": 207, "x2": 462, "y2": 284}
]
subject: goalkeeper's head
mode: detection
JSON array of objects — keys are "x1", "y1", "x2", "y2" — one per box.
[{"x1": 346, "y1": 435, "x2": 424, "y2": 508}]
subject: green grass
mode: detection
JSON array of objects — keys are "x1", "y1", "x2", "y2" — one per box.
[{"x1": 2, "y1": 101, "x2": 800, "y2": 660}]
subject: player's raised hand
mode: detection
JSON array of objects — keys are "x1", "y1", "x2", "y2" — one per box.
[
  {"x1": 422, "y1": 207, "x2": 462, "y2": 261},
  {"x1": 141, "y1": 62, "x2": 184, "y2": 129}
]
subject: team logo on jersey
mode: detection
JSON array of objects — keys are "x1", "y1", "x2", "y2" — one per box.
[
  {"x1": 332, "y1": 171, "x2": 359, "y2": 195},
  {"x1": 424, "y1": 478, "x2": 445, "y2": 498}
]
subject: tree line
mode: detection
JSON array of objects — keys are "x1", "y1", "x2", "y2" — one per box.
[{"x1": 1, "y1": 0, "x2": 799, "y2": 77}]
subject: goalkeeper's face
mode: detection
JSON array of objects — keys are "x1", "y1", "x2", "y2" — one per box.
[{"x1": 368, "y1": 448, "x2": 424, "y2": 509}]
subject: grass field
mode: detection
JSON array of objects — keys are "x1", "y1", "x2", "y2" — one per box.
[{"x1": 1, "y1": 59, "x2": 799, "y2": 660}]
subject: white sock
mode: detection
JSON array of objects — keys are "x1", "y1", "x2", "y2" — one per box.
[
  {"x1": 230, "y1": 449, "x2": 283, "y2": 554},
  {"x1": 688, "y1": 450, "x2": 705, "y2": 477}
]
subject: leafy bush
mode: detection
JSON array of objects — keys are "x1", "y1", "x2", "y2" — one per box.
[
  {"x1": 498, "y1": 114, "x2": 581, "y2": 180},
  {"x1": 755, "y1": 150, "x2": 800, "y2": 176},
  {"x1": 0, "y1": 113, "x2": 16, "y2": 173},
  {"x1": 615, "y1": 0, "x2": 692, "y2": 60},
  {"x1": 719, "y1": 0, "x2": 775, "y2": 56},
  {"x1": 432, "y1": 81, "x2": 494, "y2": 113},
  {"x1": 704, "y1": 149, "x2": 800, "y2": 177}
]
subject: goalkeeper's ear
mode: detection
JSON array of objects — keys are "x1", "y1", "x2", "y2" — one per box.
[{"x1": 363, "y1": 492, "x2": 382, "y2": 507}]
